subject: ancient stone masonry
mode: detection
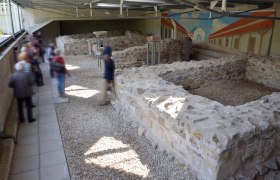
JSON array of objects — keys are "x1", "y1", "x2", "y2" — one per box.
[
  {"x1": 160, "y1": 55, "x2": 246, "y2": 90},
  {"x1": 56, "y1": 31, "x2": 146, "y2": 55},
  {"x1": 112, "y1": 55, "x2": 280, "y2": 180},
  {"x1": 56, "y1": 34, "x2": 92, "y2": 55},
  {"x1": 246, "y1": 55, "x2": 280, "y2": 89},
  {"x1": 113, "y1": 39, "x2": 184, "y2": 68}
]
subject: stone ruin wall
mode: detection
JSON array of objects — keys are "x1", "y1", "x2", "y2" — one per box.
[
  {"x1": 56, "y1": 31, "x2": 147, "y2": 56},
  {"x1": 112, "y1": 55, "x2": 280, "y2": 180},
  {"x1": 246, "y1": 56, "x2": 280, "y2": 89},
  {"x1": 89, "y1": 31, "x2": 147, "y2": 52},
  {"x1": 113, "y1": 39, "x2": 183, "y2": 68},
  {"x1": 160, "y1": 56, "x2": 246, "y2": 90}
]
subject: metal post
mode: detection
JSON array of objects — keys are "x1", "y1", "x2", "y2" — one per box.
[
  {"x1": 222, "y1": 0, "x2": 227, "y2": 12},
  {"x1": 151, "y1": 43, "x2": 154, "y2": 65},
  {"x1": 120, "y1": 0, "x2": 124, "y2": 16},
  {"x1": 158, "y1": 43, "x2": 161, "y2": 64},
  {"x1": 154, "y1": 6, "x2": 158, "y2": 17},
  {"x1": 76, "y1": 7, "x2": 79, "y2": 17},
  {"x1": 90, "y1": 3, "x2": 93, "y2": 17},
  {"x1": 146, "y1": 43, "x2": 149, "y2": 66},
  {"x1": 153, "y1": 42, "x2": 156, "y2": 65},
  {"x1": 8, "y1": 0, "x2": 15, "y2": 39},
  {"x1": 17, "y1": 5, "x2": 21, "y2": 30}
]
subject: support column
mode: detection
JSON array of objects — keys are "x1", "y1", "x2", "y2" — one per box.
[
  {"x1": 8, "y1": 0, "x2": 15, "y2": 39},
  {"x1": 269, "y1": 4, "x2": 280, "y2": 57}
]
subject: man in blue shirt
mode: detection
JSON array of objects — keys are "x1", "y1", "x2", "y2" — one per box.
[{"x1": 99, "y1": 46, "x2": 116, "y2": 105}]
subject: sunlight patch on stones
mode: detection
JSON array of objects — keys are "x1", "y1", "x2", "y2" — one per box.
[
  {"x1": 65, "y1": 85, "x2": 100, "y2": 98},
  {"x1": 156, "y1": 96, "x2": 186, "y2": 118},
  {"x1": 84, "y1": 137, "x2": 150, "y2": 178},
  {"x1": 65, "y1": 64, "x2": 80, "y2": 70}
]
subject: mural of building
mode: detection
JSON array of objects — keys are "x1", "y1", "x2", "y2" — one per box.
[
  {"x1": 193, "y1": 27, "x2": 206, "y2": 41},
  {"x1": 187, "y1": 32, "x2": 194, "y2": 39},
  {"x1": 161, "y1": 13, "x2": 188, "y2": 40},
  {"x1": 208, "y1": 11, "x2": 275, "y2": 56}
]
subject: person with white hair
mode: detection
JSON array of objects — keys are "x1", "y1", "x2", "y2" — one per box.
[
  {"x1": 51, "y1": 48, "x2": 70, "y2": 97},
  {"x1": 9, "y1": 62, "x2": 35, "y2": 123},
  {"x1": 46, "y1": 40, "x2": 56, "y2": 77},
  {"x1": 18, "y1": 52, "x2": 31, "y2": 73}
]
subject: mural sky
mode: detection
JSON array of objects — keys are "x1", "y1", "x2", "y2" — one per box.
[{"x1": 169, "y1": 11, "x2": 270, "y2": 41}]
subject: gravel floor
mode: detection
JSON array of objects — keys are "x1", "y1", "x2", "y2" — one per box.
[
  {"x1": 55, "y1": 55, "x2": 195, "y2": 180},
  {"x1": 189, "y1": 80, "x2": 279, "y2": 106}
]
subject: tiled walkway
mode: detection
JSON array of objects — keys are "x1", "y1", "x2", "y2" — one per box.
[{"x1": 10, "y1": 64, "x2": 70, "y2": 180}]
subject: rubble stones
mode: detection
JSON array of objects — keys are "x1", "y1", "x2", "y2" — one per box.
[
  {"x1": 264, "y1": 159, "x2": 278, "y2": 170},
  {"x1": 246, "y1": 56, "x2": 280, "y2": 89},
  {"x1": 56, "y1": 31, "x2": 146, "y2": 55},
  {"x1": 113, "y1": 39, "x2": 184, "y2": 69},
  {"x1": 112, "y1": 55, "x2": 280, "y2": 180},
  {"x1": 255, "y1": 164, "x2": 269, "y2": 175}
]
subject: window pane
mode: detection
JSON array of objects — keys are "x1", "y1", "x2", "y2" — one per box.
[
  {"x1": 19, "y1": 6, "x2": 23, "y2": 30},
  {"x1": 0, "y1": 0, "x2": 13, "y2": 43},
  {"x1": 11, "y1": 2, "x2": 20, "y2": 33}
]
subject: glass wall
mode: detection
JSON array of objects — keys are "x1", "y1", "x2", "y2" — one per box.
[
  {"x1": 0, "y1": 0, "x2": 24, "y2": 44},
  {"x1": 11, "y1": 1, "x2": 20, "y2": 33}
]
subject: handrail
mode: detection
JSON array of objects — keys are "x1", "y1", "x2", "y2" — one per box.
[{"x1": 0, "y1": 30, "x2": 25, "y2": 55}]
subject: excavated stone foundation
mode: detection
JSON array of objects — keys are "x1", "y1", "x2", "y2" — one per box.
[{"x1": 113, "y1": 55, "x2": 280, "y2": 180}]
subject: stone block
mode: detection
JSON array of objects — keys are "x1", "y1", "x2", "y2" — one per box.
[
  {"x1": 113, "y1": 54, "x2": 280, "y2": 180},
  {"x1": 264, "y1": 159, "x2": 278, "y2": 170},
  {"x1": 138, "y1": 126, "x2": 146, "y2": 136},
  {"x1": 255, "y1": 164, "x2": 269, "y2": 175}
]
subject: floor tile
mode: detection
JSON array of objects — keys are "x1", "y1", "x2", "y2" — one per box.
[
  {"x1": 14, "y1": 143, "x2": 39, "y2": 159},
  {"x1": 40, "y1": 163, "x2": 69, "y2": 180},
  {"x1": 39, "y1": 109, "x2": 56, "y2": 117},
  {"x1": 18, "y1": 125, "x2": 38, "y2": 136},
  {"x1": 39, "y1": 130, "x2": 61, "y2": 142},
  {"x1": 11, "y1": 155, "x2": 39, "y2": 174},
  {"x1": 40, "y1": 139, "x2": 63, "y2": 154},
  {"x1": 39, "y1": 114, "x2": 57, "y2": 124},
  {"x1": 39, "y1": 122, "x2": 60, "y2": 133},
  {"x1": 17, "y1": 134, "x2": 38, "y2": 146},
  {"x1": 39, "y1": 104, "x2": 55, "y2": 112},
  {"x1": 10, "y1": 170, "x2": 39, "y2": 180},
  {"x1": 53, "y1": 97, "x2": 69, "y2": 104},
  {"x1": 40, "y1": 150, "x2": 66, "y2": 168}
]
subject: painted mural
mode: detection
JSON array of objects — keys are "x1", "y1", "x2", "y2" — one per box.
[{"x1": 161, "y1": 10, "x2": 275, "y2": 56}]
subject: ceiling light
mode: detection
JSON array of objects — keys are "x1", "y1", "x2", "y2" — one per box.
[{"x1": 96, "y1": 3, "x2": 128, "y2": 8}]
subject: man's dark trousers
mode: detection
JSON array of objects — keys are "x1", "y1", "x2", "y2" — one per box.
[{"x1": 17, "y1": 96, "x2": 33, "y2": 123}]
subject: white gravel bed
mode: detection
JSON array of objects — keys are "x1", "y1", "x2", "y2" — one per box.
[{"x1": 55, "y1": 55, "x2": 195, "y2": 180}]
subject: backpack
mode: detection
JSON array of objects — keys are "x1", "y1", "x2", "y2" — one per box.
[{"x1": 51, "y1": 57, "x2": 64, "y2": 74}]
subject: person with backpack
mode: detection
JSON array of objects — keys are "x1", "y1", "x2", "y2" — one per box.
[{"x1": 51, "y1": 49, "x2": 70, "y2": 98}]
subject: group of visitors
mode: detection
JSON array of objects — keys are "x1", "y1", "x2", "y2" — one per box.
[
  {"x1": 8, "y1": 32, "x2": 70, "y2": 124},
  {"x1": 8, "y1": 32, "x2": 44, "y2": 123},
  {"x1": 8, "y1": 29, "x2": 117, "y2": 124}
]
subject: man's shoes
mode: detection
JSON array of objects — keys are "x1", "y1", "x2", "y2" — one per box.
[
  {"x1": 59, "y1": 94, "x2": 67, "y2": 98},
  {"x1": 29, "y1": 119, "x2": 36, "y2": 123},
  {"x1": 98, "y1": 100, "x2": 110, "y2": 106}
]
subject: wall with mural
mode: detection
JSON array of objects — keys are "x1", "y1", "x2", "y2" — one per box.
[{"x1": 162, "y1": 10, "x2": 275, "y2": 56}]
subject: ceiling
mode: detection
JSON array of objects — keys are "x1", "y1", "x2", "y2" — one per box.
[
  {"x1": 12, "y1": 0, "x2": 277, "y2": 10},
  {"x1": 11, "y1": 0, "x2": 280, "y2": 20}
]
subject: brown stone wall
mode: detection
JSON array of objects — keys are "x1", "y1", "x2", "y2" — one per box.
[
  {"x1": 160, "y1": 56, "x2": 247, "y2": 90},
  {"x1": 113, "y1": 39, "x2": 184, "y2": 69},
  {"x1": 246, "y1": 55, "x2": 280, "y2": 89}
]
